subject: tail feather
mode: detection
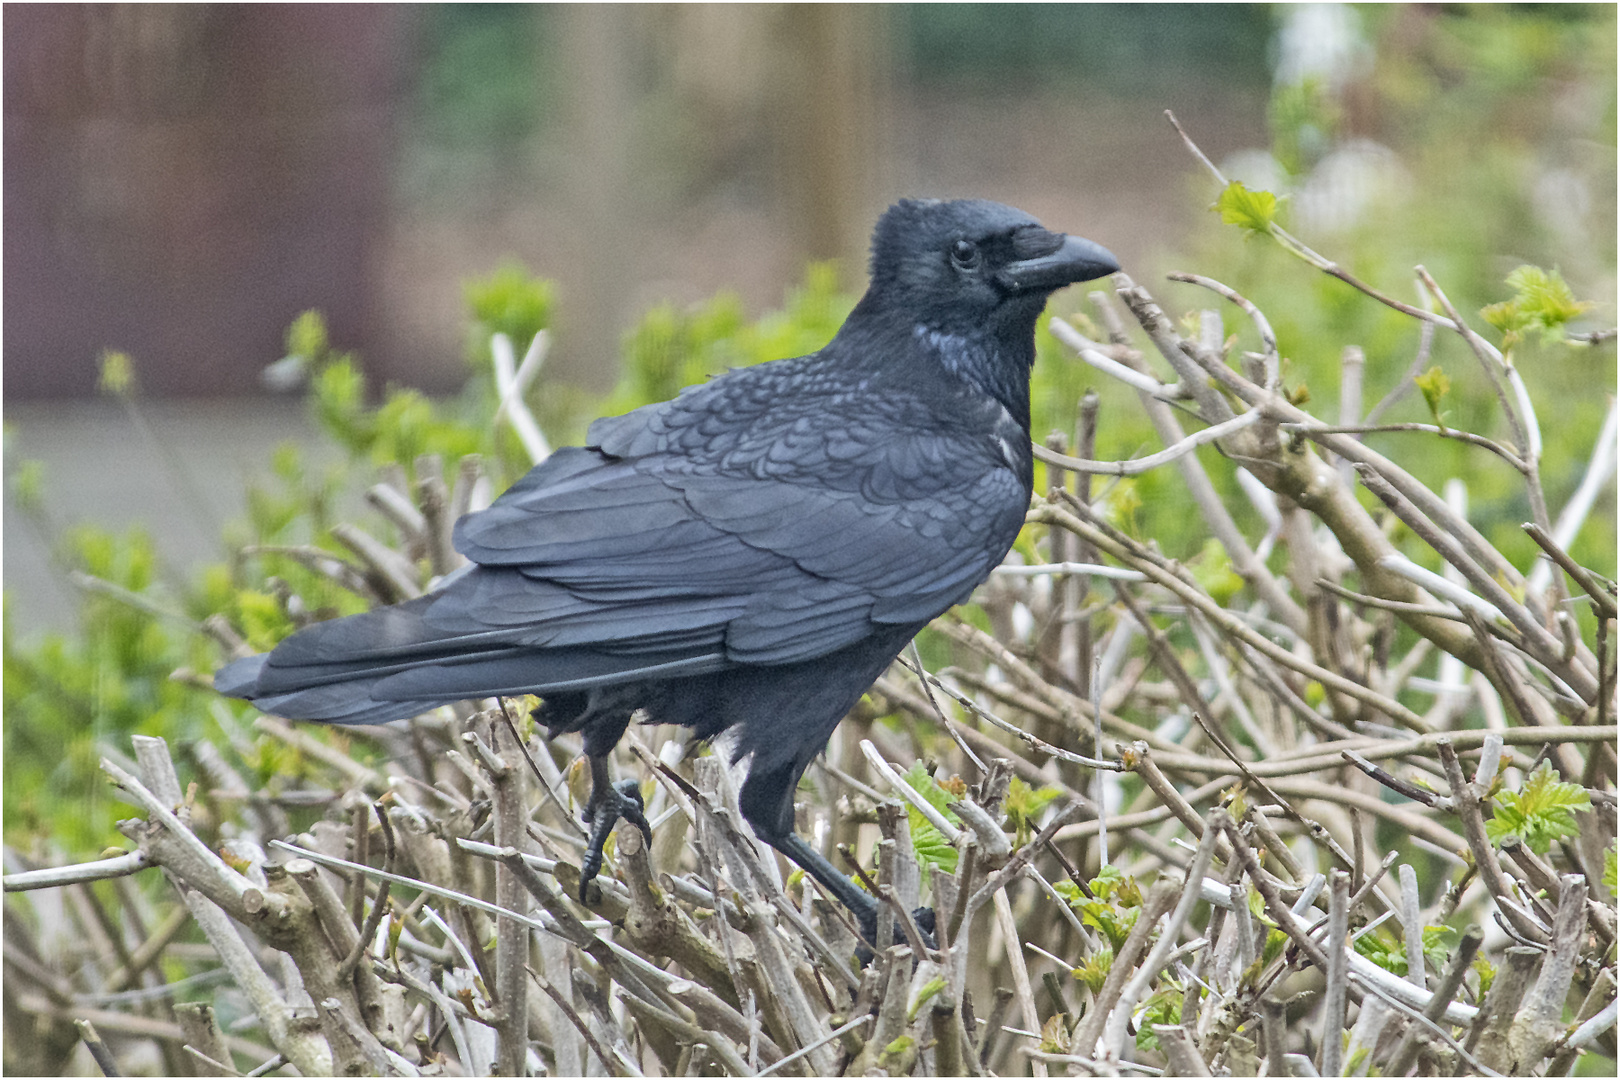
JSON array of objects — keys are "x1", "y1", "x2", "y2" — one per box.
[
  {"x1": 213, "y1": 653, "x2": 444, "y2": 725},
  {"x1": 213, "y1": 557, "x2": 741, "y2": 725},
  {"x1": 213, "y1": 603, "x2": 731, "y2": 726}
]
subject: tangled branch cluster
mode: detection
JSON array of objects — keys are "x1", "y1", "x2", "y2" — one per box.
[{"x1": 5, "y1": 149, "x2": 1616, "y2": 1076}]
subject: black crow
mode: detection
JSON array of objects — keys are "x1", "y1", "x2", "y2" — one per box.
[{"x1": 216, "y1": 198, "x2": 1118, "y2": 941}]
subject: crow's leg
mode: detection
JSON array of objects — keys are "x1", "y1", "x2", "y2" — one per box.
[
  {"x1": 571, "y1": 706, "x2": 644, "y2": 898},
  {"x1": 578, "y1": 754, "x2": 651, "y2": 899},
  {"x1": 768, "y1": 830, "x2": 878, "y2": 926},
  {"x1": 742, "y1": 763, "x2": 934, "y2": 954},
  {"x1": 765, "y1": 831, "x2": 938, "y2": 958}
]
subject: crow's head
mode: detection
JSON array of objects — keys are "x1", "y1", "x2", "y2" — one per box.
[
  {"x1": 848, "y1": 198, "x2": 1118, "y2": 424},
  {"x1": 861, "y1": 198, "x2": 1119, "y2": 339}
]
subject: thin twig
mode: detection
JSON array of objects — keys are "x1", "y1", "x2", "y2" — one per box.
[{"x1": 1032, "y1": 408, "x2": 1262, "y2": 475}]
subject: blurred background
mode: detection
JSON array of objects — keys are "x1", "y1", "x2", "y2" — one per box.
[{"x1": 5, "y1": 2, "x2": 1616, "y2": 636}]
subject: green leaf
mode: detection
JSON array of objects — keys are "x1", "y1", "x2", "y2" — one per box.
[
  {"x1": 1261, "y1": 927, "x2": 1288, "y2": 967},
  {"x1": 1070, "y1": 949, "x2": 1113, "y2": 993},
  {"x1": 1214, "y1": 181, "x2": 1280, "y2": 234},
  {"x1": 880, "y1": 1036, "x2": 914, "y2": 1061},
  {"x1": 1003, "y1": 777, "x2": 1061, "y2": 847},
  {"x1": 1104, "y1": 479, "x2": 1143, "y2": 535},
  {"x1": 900, "y1": 762, "x2": 962, "y2": 874},
  {"x1": 1481, "y1": 266, "x2": 1594, "y2": 349},
  {"x1": 907, "y1": 977, "x2": 947, "y2": 1022},
  {"x1": 1487, "y1": 760, "x2": 1591, "y2": 854},
  {"x1": 1479, "y1": 299, "x2": 1532, "y2": 343},
  {"x1": 97, "y1": 349, "x2": 136, "y2": 398},
  {"x1": 1134, "y1": 984, "x2": 1185, "y2": 1052},
  {"x1": 237, "y1": 590, "x2": 293, "y2": 653},
  {"x1": 1353, "y1": 923, "x2": 1460, "y2": 979},
  {"x1": 1088, "y1": 864, "x2": 1142, "y2": 906},
  {"x1": 463, "y1": 262, "x2": 554, "y2": 364},
  {"x1": 1472, "y1": 955, "x2": 1496, "y2": 1001},
  {"x1": 311, "y1": 358, "x2": 373, "y2": 453},
  {"x1": 285, "y1": 309, "x2": 330, "y2": 361},
  {"x1": 1421, "y1": 924, "x2": 1459, "y2": 973},
  {"x1": 9, "y1": 459, "x2": 45, "y2": 515},
  {"x1": 1503, "y1": 265, "x2": 1593, "y2": 342},
  {"x1": 1605, "y1": 840, "x2": 1617, "y2": 894},
  {"x1": 1354, "y1": 927, "x2": 1407, "y2": 976},
  {"x1": 1414, "y1": 365, "x2": 1451, "y2": 429},
  {"x1": 1055, "y1": 867, "x2": 1145, "y2": 952},
  {"x1": 1190, "y1": 537, "x2": 1245, "y2": 606}
]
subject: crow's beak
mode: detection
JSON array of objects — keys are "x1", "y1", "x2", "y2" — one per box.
[{"x1": 998, "y1": 234, "x2": 1120, "y2": 293}]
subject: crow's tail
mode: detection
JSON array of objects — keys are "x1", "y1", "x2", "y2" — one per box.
[
  {"x1": 211, "y1": 592, "x2": 492, "y2": 725},
  {"x1": 211, "y1": 579, "x2": 729, "y2": 726},
  {"x1": 213, "y1": 651, "x2": 449, "y2": 726}
]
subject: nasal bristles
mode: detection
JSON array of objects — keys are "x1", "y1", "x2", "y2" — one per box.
[{"x1": 1011, "y1": 225, "x2": 1063, "y2": 260}]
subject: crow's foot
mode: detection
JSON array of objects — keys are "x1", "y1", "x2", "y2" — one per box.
[
  {"x1": 579, "y1": 778, "x2": 651, "y2": 899},
  {"x1": 854, "y1": 903, "x2": 938, "y2": 965}
]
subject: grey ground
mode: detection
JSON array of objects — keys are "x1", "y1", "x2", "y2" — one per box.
[{"x1": 4, "y1": 398, "x2": 341, "y2": 639}]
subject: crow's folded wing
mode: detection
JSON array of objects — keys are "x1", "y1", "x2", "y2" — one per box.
[{"x1": 450, "y1": 435, "x2": 1028, "y2": 666}]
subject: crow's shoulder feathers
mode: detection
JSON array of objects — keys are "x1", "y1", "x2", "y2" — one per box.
[{"x1": 451, "y1": 341, "x2": 1032, "y2": 662}]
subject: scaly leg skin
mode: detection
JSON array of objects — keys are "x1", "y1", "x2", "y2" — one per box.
[
  {"x1": 578, "y1": 756, "x2": 652, "y2": 899},
  {"x1": 769, "y1": 831, "x2": 936, "y2": 959}
]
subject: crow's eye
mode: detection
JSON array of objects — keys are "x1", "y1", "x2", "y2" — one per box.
[{"x1": 949, "y1": 239, "x2": 981, "y2": 271}]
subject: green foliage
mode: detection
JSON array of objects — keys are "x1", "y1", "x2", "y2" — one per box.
[
  {"x1": 463, "y1": 262, "x2": 555, "y2": 366},
  {"x1": 97, "y1": 349, "x2": 136, "y2": 398},
  {"x1": 1269, "y1": 76, "x2": 1340, "y2": 176},
  {"x1": 1261, "y1": 926, "x2": 1288, "y2": 968},
  {"x1": 1135, "y1": 982, "x2": 1185, "y2": 1052},
  {"x1": 1353, "y1": 923, "x2": 1459, "y2": 978},
  {"x1": 1089, "y1": 863, "x2": 1143, "y2": 905},
  {"x1": 907, "y1": 977, "x2": 947, "y2": 1022},
  {"x1": 879, "y1": 1036, "x2": 915, "y2": 1066},
  {"x1": 1189, "y1": 538, "x2": 1244, "y2": 606},
  {"x1": 7, "y1": 273, "x2": 567, "y2": 851},
  {"x1": 297, "y1": 303, "x2": 539, "y2": 490},
  {"x1": 8, "y1": 457, "x2": 46, "y2": 516},
  {"x1": 1054, "y1": 865, "x2": 1146, "y2": 953},
  {"x1": 1071, "y1": 949, "x2": 1113, "y2": 993},
  {"x1": 1486, "y1": 760, "x2": 1592, "y2": 854},
  {"x1": 1003, "y1": 777, "x2": 1061, "y2": 848},
  {"x1": 310, "y1": 356, "x2": 483, "y2": 472},
  {"x1": 1414, "y1": 365, "x2": 1452, "y2": 429},
  {"x1": 1159, "y1": 3, "x2": 1617, "y2": 582},
  {"x1": 3, "y1": 528, "x2": 218, "y2": 850},
  {"x1": 603, "y1": 263, "x2": 851, "y2": 420},
  {"x1": 899, "y1": 761, "x2": 963, "y2": 875},
  {"x1": 1420, "y1": 925, "x2": 1461, "y2": 974},
  {"x1": 1215, "y1": 181, "x2": 1282, "y2": 235},
  {"x1": 1605, "y1": 840, "x2": 1617, "y2": 894},
  {"x1": 1480, "y1": 265, "x2": 1595, "y2": 349},
  {"x1": 286, "y1": 308, "x2": 329, "y2": 358},
  {"x1": 1473, "y1": 954, "x2": 1497, "y2": 1001},
  {"x1": 1353, "y1": 926, "x2": 1404, "y2": 974}
]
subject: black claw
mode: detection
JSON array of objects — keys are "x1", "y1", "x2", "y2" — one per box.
[
  {"x1": 614, "y1": 778, "x2": 654, "y2": 844},
  {"x1": 579, "y1": 778, "x2": 650, "y2": 900}
]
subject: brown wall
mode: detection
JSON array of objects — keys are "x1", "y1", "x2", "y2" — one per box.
[{"x1": 4, "y1": 4, "x2": 402, "y2": 398}]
